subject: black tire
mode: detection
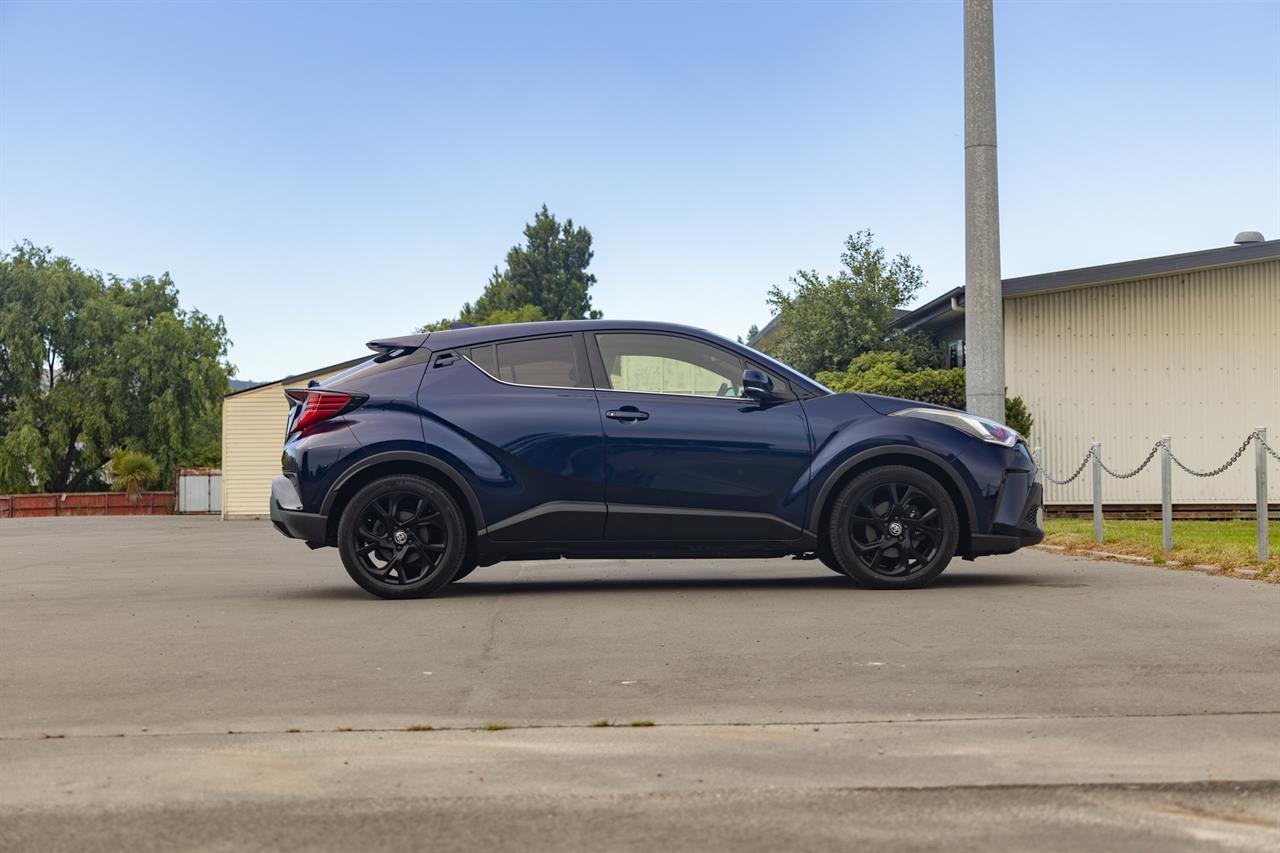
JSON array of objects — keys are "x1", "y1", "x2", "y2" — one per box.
[
  {"x1": 337, "y1": 475, "x2": 469, "y2": 599},
  {"x1": 817, "y1": 545, "x2": 847, "y2": 576},
  {"x1": 828, "y1": 465, "x2": 958, "y2": 589}
]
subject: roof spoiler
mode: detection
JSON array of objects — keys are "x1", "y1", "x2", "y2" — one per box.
[{"x1": 365, "y1": 333, "x2": 430, "y2": 358}]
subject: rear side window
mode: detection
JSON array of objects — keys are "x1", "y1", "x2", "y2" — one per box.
[
  {"x1": 467, "y1": 344, "x2": 497, "y2": 375},
  {"x1": 486, "y1": 336, "x2": 584, "y2": 388}
]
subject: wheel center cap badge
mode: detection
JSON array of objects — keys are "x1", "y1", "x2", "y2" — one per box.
[
  {"x1": 392, "y1": 530, "x2": 409, "y2": 546},
  {"x1": 888, "y1": 522, "x2": 903, "y2": 537}
]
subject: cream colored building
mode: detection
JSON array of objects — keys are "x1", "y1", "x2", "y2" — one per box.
[
  {"x1": 886, "y1": 236, "x2": 1280, "y2": 506},
  {"x1": 221, "y1": 357, "x2": 363, "y2": 519}
]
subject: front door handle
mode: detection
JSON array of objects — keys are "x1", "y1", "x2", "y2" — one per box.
[{"x1": 605, "y1": 407, "x2": 649, "y2": 422}]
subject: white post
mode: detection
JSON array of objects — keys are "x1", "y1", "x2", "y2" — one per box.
[
  {"x1": 1161, "y1": 436, "x2": 1172, "y2": 553},
  {"x1": 1257, "y1": 428, "x2": 1269, "y2": 563},
  {"x1": 1092, "y1": 440, "x2": 1103, "y2": 546},
  {"x1": 1034, "y1": 445, "x2": 1044, "y2": 529}
]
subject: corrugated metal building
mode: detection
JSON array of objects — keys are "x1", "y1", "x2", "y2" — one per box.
[
  {"x1": 888, "y1": 236, "x2": 1280, "y2": 506},
  {"x1": 221, "y1": 358, "x2": 363, "y2": 519}
]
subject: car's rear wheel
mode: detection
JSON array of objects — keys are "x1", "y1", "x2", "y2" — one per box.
[
  {"x1": 337, "y1": 475, "x2": 468, "y2": 599},
  {"x1": 828, "y1": 466, "x2": 958, "y2": 589}
]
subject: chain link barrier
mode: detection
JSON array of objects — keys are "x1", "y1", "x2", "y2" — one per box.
[
  {"x1": 1096, "y1": 441, "x2": 1163, "y2": 480},
  {"x1": 1165, "y1": 432, "x2": 1257, "y2": 478},
  {"x1": 1033, "y1": 431, "x2": 1269, "y2": 482},
  {"x1": 1034, "y1": 430, "x2": 1271, "y2": 562},
  {"x1": 1032, "y1": 449, "x2": 1092, "y2": 485},
  {"x1": 1258, "y1": 431, "x2": 1280, "y2": 465}
]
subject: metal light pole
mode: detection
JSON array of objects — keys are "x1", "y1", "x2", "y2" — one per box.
[{"x1": 963, "y1": 0, "x2": 1005, "y2": 422}]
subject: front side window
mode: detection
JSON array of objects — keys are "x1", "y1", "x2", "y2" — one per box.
[
  {"x1": 595, "y1": 333, "x2": 745, "y2": 397},
  {"x1": 468, "y1": 336, "x2": 584, "y2": 388}
]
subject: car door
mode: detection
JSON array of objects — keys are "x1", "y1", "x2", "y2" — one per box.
[
  {"x1": 416, "y1": 333, "x2": 606, "y2": 541},
  {"x1": 587, "y1": 331, "x2": 812, "y2": 541}
]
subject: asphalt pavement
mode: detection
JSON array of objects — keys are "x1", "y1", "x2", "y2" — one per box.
[{"x1": 2, "y1": 516, "x2": 1278, "y2": 851}]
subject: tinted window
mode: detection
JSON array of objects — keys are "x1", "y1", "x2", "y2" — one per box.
[
  {"x1": 468, "y1": 344, "x2": 497, "y2": 375},
  {"x1": 491, "y1": 336, "x2": 582, "y2": 387},
  {"x1": 595, "y1": 333, "x2": 745, "y2": 397}
]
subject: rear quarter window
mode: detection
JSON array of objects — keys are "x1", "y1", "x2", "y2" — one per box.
[{"x1": 486, "y1": 336, "x2": 585, "y2": 388}]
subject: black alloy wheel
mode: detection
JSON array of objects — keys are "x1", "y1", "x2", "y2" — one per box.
[
  {"x1": 337, "y1": 475, "x2": 467, "y2": 599},
  {"x1": 829, "y1": 465, "x2": 958, "y2": 589}
]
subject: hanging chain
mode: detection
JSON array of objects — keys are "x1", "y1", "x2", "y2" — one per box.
[
  {"x1": 1258, "y1": 431, "x2": 1280, "y2": 464},
  {"x1": 1094, "y1": 441, "x2": 1163, "y2": 480},
  {"x1": 1164, "y1": 433, "x2": 1256, "y2": 478},
  {"x1": 1035, "y1": 431, "x2": 1271, "y2": 483},
  {"x1": 1031, "y1": 449, "x2": 1092, "y2": 485}
]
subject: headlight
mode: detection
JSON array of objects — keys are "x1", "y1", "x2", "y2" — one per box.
[{"x1": 891, "y1": 407, "x2": 1022, "y2": 447}]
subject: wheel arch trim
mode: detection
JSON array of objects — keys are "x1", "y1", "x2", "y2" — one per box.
[
  {"x1": 320, "y1": 450, "x2": 488, "y2": 533},
  {"x1": 808, "y1": 445, "x2": 978, "y2": 539}
]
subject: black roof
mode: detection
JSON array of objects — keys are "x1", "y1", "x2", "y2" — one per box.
[
  {"x1": 1001, "y1": 238, "x2": 1280, "y2": 298},
  {"x1": 890, "y1": 238, "x2": 1280, "y2": 332}
]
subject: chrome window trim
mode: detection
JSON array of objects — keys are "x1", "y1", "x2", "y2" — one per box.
[{"x1": 455, "y1": 353, "x2": 592, "y2": 393}]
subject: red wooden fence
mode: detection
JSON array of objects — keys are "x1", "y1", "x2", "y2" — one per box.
[{"x1": 0, "y1": 491, "x2": 175, "y2": 518}]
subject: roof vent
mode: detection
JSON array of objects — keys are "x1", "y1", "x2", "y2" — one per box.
[{"x1": 1234, "y1": 231, "x2": 1265, "y2": 245}]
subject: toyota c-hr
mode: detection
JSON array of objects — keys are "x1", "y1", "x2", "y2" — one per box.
[{"x1": 270, "y1": 321, "x2": 1042, "y2": 599}]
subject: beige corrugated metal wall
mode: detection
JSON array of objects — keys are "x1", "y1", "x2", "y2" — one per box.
[
  {"x1": 221, "y1": 367, "x2": 350, "y2": 519},
  {"x1": 1005, "y1": 258, "x2": 1280, "y2": 504}
]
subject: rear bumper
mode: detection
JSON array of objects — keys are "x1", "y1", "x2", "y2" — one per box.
[{"x1": 269, "y1": 475, "x2": 328, "y2": 544}]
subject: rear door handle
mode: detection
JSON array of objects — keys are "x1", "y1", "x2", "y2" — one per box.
[{"x1": 605, "y1": 407, "x2": 649, "y2": 422}]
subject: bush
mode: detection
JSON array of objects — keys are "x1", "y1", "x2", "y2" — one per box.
[
  {"x1": 108, "y1": 450, "x2": 160, "y2": 503},
  {"x1": 815, "y1": 351, "x2": 1034, "y2": 439}
]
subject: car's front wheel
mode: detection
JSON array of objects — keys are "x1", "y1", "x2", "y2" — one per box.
[
  {"x1": 828, "y1": 466, "x2": 959, "y2": 589},
  {"x1": 337, "y1": 475, "x2": 469, "y2": 599}
]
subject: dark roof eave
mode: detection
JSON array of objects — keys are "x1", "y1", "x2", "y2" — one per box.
[{"x1": 1003, "y1": 239, "x2": 1280, "y2": 298}]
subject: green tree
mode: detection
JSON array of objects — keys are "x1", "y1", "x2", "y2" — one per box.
[
  {"x1": 420, "y1": 206, "x2": 600, "y2": 331},
  {"x1": 764, "y1": 230, "x2": 925, "y2": 376},
  {"x1": 108, "y1": 449, "x2": 159, "y2": 504},
  {"x1": 0, "y1": 242, "x2": 233, "y2": 492}
]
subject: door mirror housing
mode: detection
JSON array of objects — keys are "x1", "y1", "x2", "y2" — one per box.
[{"x1": 742, "y1": 368, "x2": 774, "y2": 400}]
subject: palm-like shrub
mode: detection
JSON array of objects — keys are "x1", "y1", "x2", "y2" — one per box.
[{"x1": 109, "y1": 450, "x2": 159, "y2": 504}]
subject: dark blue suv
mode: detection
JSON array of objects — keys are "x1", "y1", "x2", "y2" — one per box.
[{"x1": 271, "y1": 321, "x2": 1042, "y2": 599}]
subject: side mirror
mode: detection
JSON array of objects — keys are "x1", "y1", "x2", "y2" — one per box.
[{"x1": 742, "y1": 368, "x2": 774, "y2": 400}]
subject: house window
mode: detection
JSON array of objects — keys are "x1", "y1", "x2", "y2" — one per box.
[{"x1": 948, "y1": 339, "x2": 966, "y2": 369}]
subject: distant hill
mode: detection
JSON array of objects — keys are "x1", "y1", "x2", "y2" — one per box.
[{"x1": 228, "y1": 379, "x2": 259, "y2": 392}]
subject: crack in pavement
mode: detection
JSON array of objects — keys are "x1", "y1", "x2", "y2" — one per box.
[{"x1": 6, "y1": 708, "x2": 1279, "y2": 742}]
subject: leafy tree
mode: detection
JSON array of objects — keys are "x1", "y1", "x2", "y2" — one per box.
[
  {"x1": 763, "y1": 230, "x2": 925, "y2": 376},
  {"x1": 884, "y1": 330, "x2": 946, "y2": 369},
  {"x1": 0, "y1": 242, "x2": 233, "y2": 492},
  {"x1": 738, "y1": 323, "x2": 760, "y2": 346},
  {"x1": 420, "y1": 303, "x2": 545, "y2": 332},
  {"x1": 108, "y1": 449, "x2": 159, "y2": 503},
  {"x1": 420, "y1": 206, "x2": 600, "y2": 331},
  {"x1": 816, "y1": 351, "x2": 1034, "y2": 438}
]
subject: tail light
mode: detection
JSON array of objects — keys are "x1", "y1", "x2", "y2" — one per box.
[{"x1": 284, "y1": 389, "x2": 366, "y2": 436}]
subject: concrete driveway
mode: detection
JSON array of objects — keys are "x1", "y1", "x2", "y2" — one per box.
[{"x1": 2, "y1": 516, "x2": 1278, "y2": 852}]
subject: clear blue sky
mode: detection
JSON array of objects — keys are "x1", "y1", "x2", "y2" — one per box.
[{"x1": 2, "y1": 1, "x2": 1277, "y2": 381}]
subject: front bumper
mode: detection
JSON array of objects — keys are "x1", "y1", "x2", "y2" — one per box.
[
  {"x1": 967, "y1": 474, "x2": 1044, "y2": 558},
  {"x1": 269, "y1": 475, "x2": 328, "y2": 544}
]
